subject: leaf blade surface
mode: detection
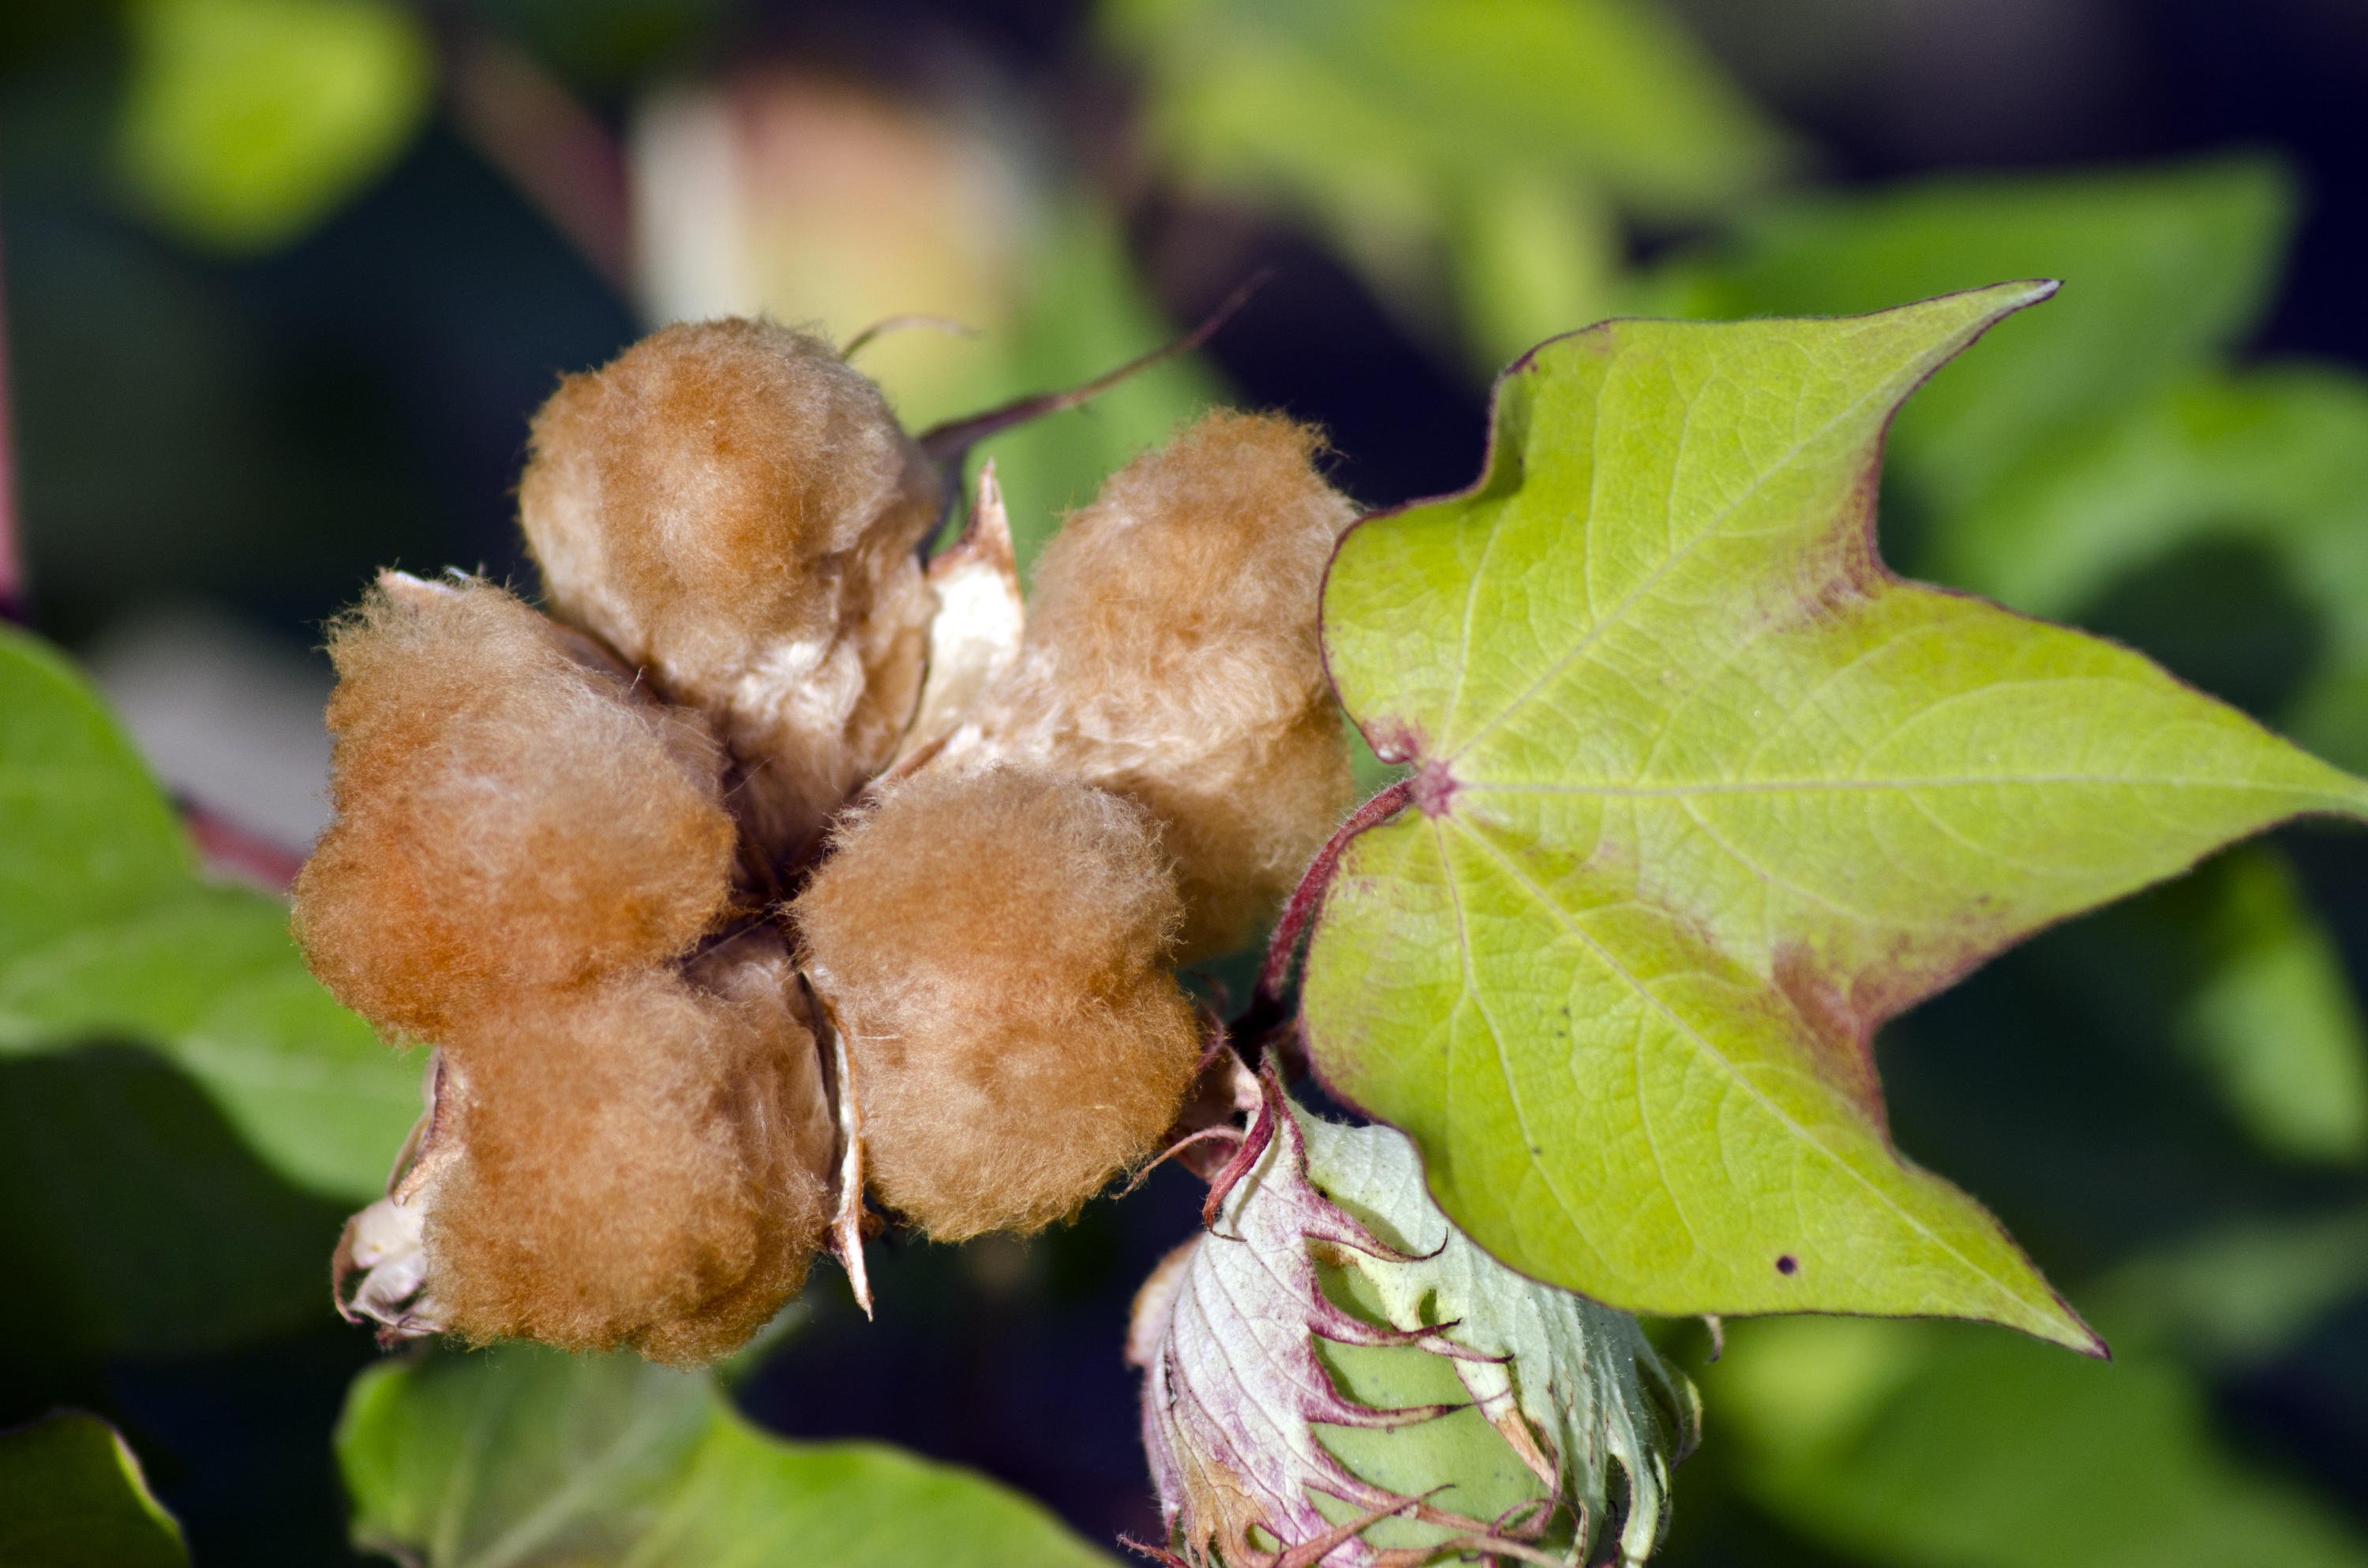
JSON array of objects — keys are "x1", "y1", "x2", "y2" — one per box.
[{"x1": 1306, "y1": 289, "x2": 2368, "y2": 1342}]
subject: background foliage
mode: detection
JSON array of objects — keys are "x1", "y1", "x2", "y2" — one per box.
[{"x1": 2, "y1": 0, "x2": 2366, "y2": 1563}]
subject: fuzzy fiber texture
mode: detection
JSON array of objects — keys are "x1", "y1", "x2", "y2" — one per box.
[
  {"x1": 519, "y1": 318, "x2": 945, "y2": 867},
  {"x1": 792, "y1": 764, "x2": 1203, "y2": 1241},
  {"x1": 965, "y1": 411, "x2": 1358, "y2": 958},
  {"x1": 425, "y1": 934, "x2": 833, "y2": 1365},
  {"x1": 294, "y1": 576, "x2": 738, "y2": 1040}
]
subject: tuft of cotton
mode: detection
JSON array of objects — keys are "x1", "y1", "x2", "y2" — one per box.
[
  {"x1": 960, "y1": 412, "x2": 1358, "y2": 958},
  {"x1": 293, "y1": 575, "x2": 738, "y2": 1040},
  {"x1": 792, "y1": 764, "x2": 1202, "y2": 1241},
  {"x1": 518, "y1": 319, "x2": 944, "y2": 869},
  {"x1": 424, "y1": 931, "x2": 833, "y2": 1365}
]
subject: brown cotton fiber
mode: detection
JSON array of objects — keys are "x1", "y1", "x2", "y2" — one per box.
[
  {"x1": 792, "y1": 764, "x2": 1202, "y2": 1241},
  {"x1": 519, "y1": 318, "x2": 945, "y2": 865},
  {"x1": 961, "y1": 411, "x2": 1358, "y2": 959},
  {"x1": 293, "y1": 574, "x2": 737, "y2": 1041},
  {"x1": 425, "y1": 934, "x2": 834, "y2": 1365}
]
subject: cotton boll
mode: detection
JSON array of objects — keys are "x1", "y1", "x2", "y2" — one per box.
[
  {"x1": 293, "y1": 574, "x2": 738, "y2": 1040},
  {"x1": 792, "y1": 764, "x2": 1202, "y2": 1241},
  {"x1": 519, "y1": 319, "x2": 945, "y2": 865},
  {"x1": 961, "y1": 412, "x2": 1358, "y2": 958},
  {"x1": 424, "y1": 949, "x2": 833, "y2": 1365}
]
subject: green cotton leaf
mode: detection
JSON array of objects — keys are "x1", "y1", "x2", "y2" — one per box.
[
  {"x1": 116, "y1": 0, "x2": 434, "y2": 253},
  {"x1": 1706, "y1": 1315, "x2": 2368, "y2": 1568},
  {"x1": 1450, "y1": 172, "x2": 1622, "y2": 384},
  {"x1": 1101, "y1": 0, "x2": 1782, "y2": 369},
  {"x1": 2089, "y1": 1206, "x2": 2368, "y2": 1369},
  {"x1": 338, "y1": 1344, "x2": 1120, "y2": 1568},
  {"x1": 2171, "y1": 845, "x2": 2368, "y2": 1164},
  {"x1": 0, "y1": 1043, "x2": 351, "y2": 1364},
  {"x1": 1302, "y1": 287, "x2": 2368, "y2": 1347},
  {"x1": 0, "y1": 1411, "x2": 189, "y2": 1568},
  {"x1": 969, "y1": 200, "x2": 1224, "y2": 571},
  {"x1": 0, "y1": 626, "x2": 418, "y2": 1203},
  {"x1": 1107, "y1": 0, "x2": 1782, "y2": 215},
  {"x1": 1635, "y1": 157, "x2": 2294, "y2": 513}
]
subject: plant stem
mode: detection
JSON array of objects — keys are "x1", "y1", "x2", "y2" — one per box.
[
  {"x1": 0, "y1": 189, "x2": 26, "y2": 626},
  {"x1": 1236, "y1": 777, "x2": 1415, "y2": 1045}
]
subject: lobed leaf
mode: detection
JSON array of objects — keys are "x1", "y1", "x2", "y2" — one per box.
[{"x1": 1303, "y1": 287, "x2": 2368, "y2": 1345}]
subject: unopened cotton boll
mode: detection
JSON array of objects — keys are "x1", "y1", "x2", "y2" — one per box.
[
  {"x1": 293, "y1": 574, "x2": 738, "y2": 1040},
  {"x1": 519, "y1": 318, "x2": 945, "y2": 866},
  {"x1": 425, "y1": 934, "x2": 834, "y2": 1366},
  {"x1": 961, "y1": 411, "x2": 1358, "y2": 958},
  {"x1": 792, "y1": 764, "x2": 1203, "y2": 1241}
]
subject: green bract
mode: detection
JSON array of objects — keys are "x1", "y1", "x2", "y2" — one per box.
[{"x1": 1302, "y1": 286, "x2": 2368, "y2": 1346}]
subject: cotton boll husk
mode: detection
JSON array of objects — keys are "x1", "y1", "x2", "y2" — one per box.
[
  {"x1": 424, "y1": 945, "x2": 833, "y2": 1365},
  {"x1": 519, "y1": 318, "x2": 944, "y2": 863},
  {"x1": 962, "y1": 411, "x2": 1358, "y2": 958},
  {"x1": 792, "y1": 764, "x2": 1202, "y2": 1241},
  {"x1": 293, "y1": 575, "x2": 737, "y2": 1040}
]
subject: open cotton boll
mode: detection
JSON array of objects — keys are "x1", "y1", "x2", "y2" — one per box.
[
  {"x1": 792, "y1": 764, "x2": 1202, "y2": 1241},
  {"x1": 519, "y1": 318, "x2": 945, "y2": 866},
  {"x1": 961, "y1": 411, "x2": 1358, "y2": 959},
  {"x1": 293, "y1": 574, "x2": 738, "y2": 1040},
  {"x1": 424, "y1": 948, "x2": 834, "y2": 1366}
]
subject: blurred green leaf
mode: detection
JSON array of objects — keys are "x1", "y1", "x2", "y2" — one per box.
[
  {"x1": 2094, "y1": 1206, "x2": 2368, "y2": 1368},
  {"x1": 1104, "y1": 0, "x2": 1785, "y2": 370},
  {"x1": 0, "y1": 625, "x2": 418, "y2": 1201},
  {"x1": 1707, "y1": 1315, "x2": 2368, "y2": 1568},
  {"x1": 0, "y1": 1043, "x2": 350, "y2": 1362},
  {"x1": 2171, "y1": 845, "x2": 2368, "y2": 1164},
  {"x1": 968, "y1": 200, "x2": 1223, "y2": 571},
  {"x1": 0, "y1": 1411, "x2": 189, "y2": 1568},
  {"x1": 1931, "y1": 371, "x2": 2368, "y2": 770},
  {"x1": 115, "y1": 0, "x2": 433, "y2": 252},
  {"x1": 2149, "y1": 1211, "x2": 2368, "y2": 1360},
  {"x1": 1305, "y1": 289, "x2": 2368, "y2": 1341},
  {"x1": 1639, "y1": 157, "x2": 2295, "y2": 511},
  {"x1": 338, "y1": 1344, "x2": 1120, "y2": 1568}
]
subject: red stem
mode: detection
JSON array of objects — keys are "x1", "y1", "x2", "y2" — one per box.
[
  {"x1": 916, "y1": 270, "x2": 1269, "y2": 470},
  {"x1": 443, "y1": 23, "x2": 633, "y2": 297},
  {"x1": 0, "y1": 190, "x2": 26, "y2": 625},
  {"x1": 1253, "y1": 777, "x2": 1414, "y2": 1008}
]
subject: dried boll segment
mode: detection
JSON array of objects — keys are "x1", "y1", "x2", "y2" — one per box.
[
  {"x1": 519, "y1": 319, "x2": 945, "y2": 864},
  {"x1": 293, "y1": 574, "x2": 738, "y2": 1040},
  {"x1": 424, "y1": 934, "x2": 834, "y2": 1366},
  {"x1": 792, "y1": 764, "x2": 1203, "y2": 1241},
  {"x1": 959, "y1": 411, "x2": 1358, "y2": 958}
]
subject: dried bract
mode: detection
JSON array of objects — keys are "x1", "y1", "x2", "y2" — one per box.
[
  {"x1": 960, "y1": 412, "x2": 1358, "y2": 957},
  {"x1": 293, "y1": 574, "x2": 737, "y2": 1039},
  {"x1": 792, "y1": 763, "x2": 1202, "y2": 1240},
  {"x1": 519, "y1": 318, "x2": 945, "y2": 863}
]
